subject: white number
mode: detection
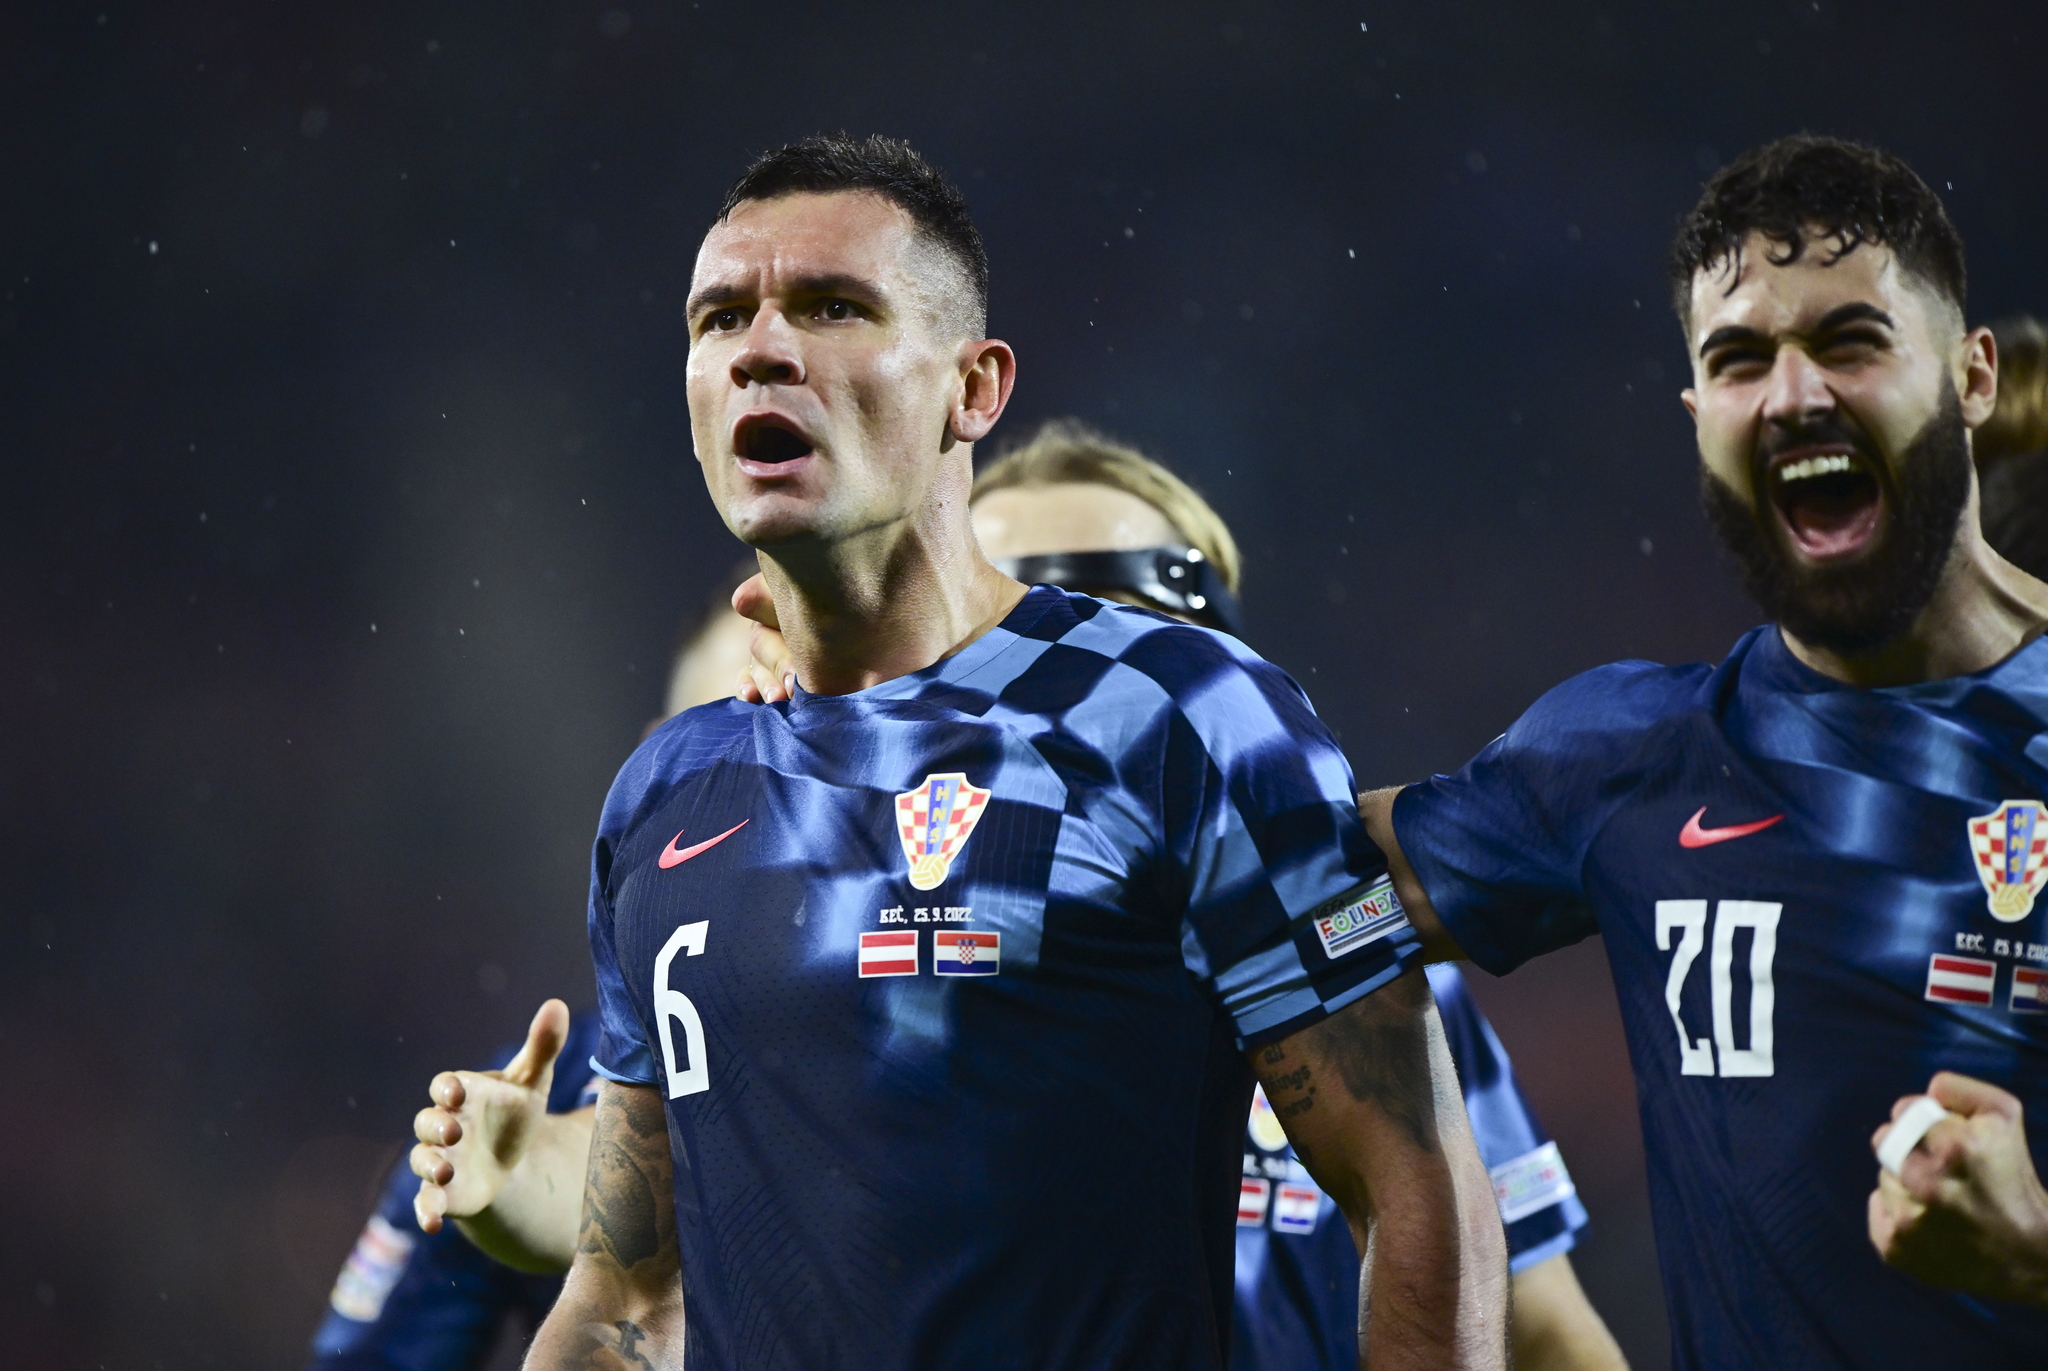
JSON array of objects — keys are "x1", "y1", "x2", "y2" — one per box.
[
  {"x1": 1657, "y1": 899, "x2": 1781, "y2": 1078},
  {"x1": 1656, "y1": 900, "x2": 1716, "y2": 1076},
  {"x1": 654, "y1": 921, "x2": 710, "y2": 1099},
  {"x1": 1712, "y1": 901, "x2": 1779, "y2": 1077}
]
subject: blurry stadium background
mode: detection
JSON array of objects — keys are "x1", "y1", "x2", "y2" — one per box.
[{"x1": 5, "y1": 2, "x2": 2046, "y2": 1366}]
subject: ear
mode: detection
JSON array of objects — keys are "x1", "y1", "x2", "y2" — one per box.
[
  {"x1": 1680, "y1": 388, "x2": 1700, "y2": 423},
  {"x1": 949, "y1": 338, "x2": 1017, "y2": 445},
  {"x1": 1958, "y1": 324, "x2": 1997, "y2": 430}
]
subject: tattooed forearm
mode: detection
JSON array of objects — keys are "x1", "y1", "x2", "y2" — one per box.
[
  {"x1": 1309, "y1": 989, "x2": 1439, "y2": 1154},
  {"x1": 577, "y1": 1084, "x2": 677, "y2": 1271}
]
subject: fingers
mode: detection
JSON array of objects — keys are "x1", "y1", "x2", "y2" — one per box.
[
  {"x1": 747, "y1": 622, "x2": 796, "y2": 702},
  {"x1": 413, "y1": 1170, "x2": 448, "y2": 1234},
  {"x1": 410, "y1": 1140, "x2": 454, "y2": 1188},
  {"x1": 1927, "y1": 1070, "x2": 2023, "y2": 1121},
  {"x1": 731, "y1": 572, "x2": 780, "y2": 630},
  {"x1": 501, "y1": 999, "x2": 570, "y2": 1091},
  {"x1": 415, "y1": 1103, "x2": 462, "y2": 1147},
  {"x1": 734, "y1": 664, "x2": 763, "y2": 705}
]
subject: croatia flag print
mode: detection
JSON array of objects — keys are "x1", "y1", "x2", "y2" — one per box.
[
  {"x1": 858, "y1": 931, "x2": 919, "y2": 978},
  {"x1": 2013, "y1": 966, "x2": 2048, "y2": 1014},
  {"x1": 1272, "y1": 1183, "x2": 1322, "y2": 1236},
  {"x1": 933, "y1": 930, "x2": 999, "y2": 976}
]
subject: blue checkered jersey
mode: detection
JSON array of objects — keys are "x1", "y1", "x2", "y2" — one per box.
[
  {"x1": 306, "y1": 1013, "x2": 601, "y2": 1371},
  {"x1": 586, "y1": 587, "x2": 1416, "y2": 1371},
  {"x1": 1230, "y1": 963, "x2": 1586, "y2": 1371},
  {"x1": 1395, "y1": 625, "x2": 2048, "y2": 1370}
]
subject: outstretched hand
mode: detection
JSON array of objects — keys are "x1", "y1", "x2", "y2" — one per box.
[
  {"x1": 410, "y1": 998, "x2": 568, "y2": 1234},
  {"x1": 1868, "y1": 1070, "x2": 2048, "y2": 1307},
  {"x1": 731, "y1": 572, "x2": 797, "y2": 703}
]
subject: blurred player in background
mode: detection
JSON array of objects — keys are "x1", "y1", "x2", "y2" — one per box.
[
  {"x1": 306, "y1": 595, "x2": 758, "y2": 1370},
  {"x1": 1975, "y1": 315, "x2": 2048, "y2": 579},
  {"x1": 415, "y1": 421, "x2": 1621, "y2": 1367},
  {"x1": 1361, "y1": 135, "x2": 2048, "y2": 1367}
]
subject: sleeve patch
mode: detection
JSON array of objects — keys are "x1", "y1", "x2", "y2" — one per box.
[
  {"x1": 1309, "y1": 876, "x2": 1408, "y2": 960},
  {"x1": 1491, "y1": 1140, "x2": 1577, "y2": 1224},
  {"x1": 327, "y1": 1212, "x2": 416, "y2": 1322}
]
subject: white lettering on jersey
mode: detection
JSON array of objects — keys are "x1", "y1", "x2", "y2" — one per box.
[{"x1": 655, "y1": 920, "x2": 711, "y2": 1098}]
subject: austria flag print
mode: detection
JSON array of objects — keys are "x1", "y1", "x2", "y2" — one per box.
[
  {"x1": 859, "y1": 931, "x2": 918, "y2": 978},
  {"x1": 934, "y1": 930, "x2": 999, "y2": 976},
  {"x1": 1925, "y1": 953, "x2": 1995, "y2": 1006}
]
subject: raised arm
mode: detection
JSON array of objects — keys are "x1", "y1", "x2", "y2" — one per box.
[
  {"x1": 1360, "y1": 786, "x2": 1468, "y2": 963},
  {"x1": 528, "y1": 1080, "x2": 686, "y2": 1369},
  {"x1": 1250, "y1": 966, "x2": 1508, "y2": 1370},
  {"x1": 409, "y1": 999, "x2": 592, "y2": 1272}
]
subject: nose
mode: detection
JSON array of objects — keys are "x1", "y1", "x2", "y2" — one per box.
[
  {"x1": 729, "y1": 307, "x2": 804, "y2": 389},
  {"x1": 1760, "y1": 344, "x2": 1835, "y2": 433}
]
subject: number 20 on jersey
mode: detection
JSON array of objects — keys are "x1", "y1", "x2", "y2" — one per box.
[{"x1": 1657, "y1": 899, "x2": 1780, "y2": 1078}]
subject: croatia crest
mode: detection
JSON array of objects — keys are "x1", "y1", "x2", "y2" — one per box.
[
  {"x1": 1967, "y1": 800, "x2": 2048, "y2": 922},
  {"x1": 895, "y1": 772, "x2": 991, "y2": 891}
]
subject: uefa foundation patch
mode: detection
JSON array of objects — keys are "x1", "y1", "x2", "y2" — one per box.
[{"x1": 1309, "y1": 875, "x2": 1409, "y2": 960}]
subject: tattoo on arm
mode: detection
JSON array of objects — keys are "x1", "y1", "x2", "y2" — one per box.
[
  {"x1": 1256, "y1": 972, "x2": 1441, "y2": 1154},
  {"x1": 576, "y1": 1084, "x2": 678, "y2": 1272}
]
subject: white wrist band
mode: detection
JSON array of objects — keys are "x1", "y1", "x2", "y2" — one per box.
[{"x1": 1879, "y1": 1096, "x2": 1956, "y2": 1177}]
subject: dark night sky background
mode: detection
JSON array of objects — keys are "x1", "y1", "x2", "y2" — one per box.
[{"x1": 6, "y1": 1, "x2": 2047, "y2": 1367}]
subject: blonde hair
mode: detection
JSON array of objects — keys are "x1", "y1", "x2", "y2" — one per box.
[
  {"x1": 1979, "y1": 315, "x2": 2048, "y2": 467},
  {"x1": 970, "y1": 419, "x2": 1242, "y2": 593}
]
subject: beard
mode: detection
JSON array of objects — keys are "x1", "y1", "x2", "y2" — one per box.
[{"x1": 1700, "y1": 382, "x2": 1972, "y2": 656}]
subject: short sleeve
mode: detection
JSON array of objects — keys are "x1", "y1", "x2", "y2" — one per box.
[
  {"x1": 588, "y1": 840, "x2": 659, "y2": 1087},
  {"x1": 1394, "y1": 660, "x2": 1694, "y2": 975},
  {"x1": 1135, "y1": 631, "x2": 1418, "y2": 1047},
  {"x1": 1424, "y1": 965, "x2": 1587, "y2": 1271}
]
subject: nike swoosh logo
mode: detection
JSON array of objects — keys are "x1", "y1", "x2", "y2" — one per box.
[
  {"x1": 658, "y1": 820, "x2": 748, "y2": 869},
  {"x1": 1678, "y1": 807, "x2": 1782, "y2": 849}
]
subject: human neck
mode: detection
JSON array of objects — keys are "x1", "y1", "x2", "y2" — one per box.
[
  {"x1": 1781, "y1": 523, "x2": 2048, "y2": 688},
  {"x1": 758, "y1": 497, "x2": 1027, "y2": 698}
]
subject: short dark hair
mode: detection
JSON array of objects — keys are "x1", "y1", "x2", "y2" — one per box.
[
  {"x1": 718, "y1": 132, "x2": 988, "y2": 337},
  {"x1": 1669, "y1": 134, "x2": 1967, "y2": 331}
]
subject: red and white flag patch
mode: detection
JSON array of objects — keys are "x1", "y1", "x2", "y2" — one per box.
[
  {"x1": 1925, "y1": 953, "x2": 1996, "y2": 1006},
  {"x1": 859, "y1": 931, "x2": 919, "y2": 978},
  {"x1": 1272, "y1": 1183, "x2": 1321, "y2": 1235},
  {"x1": 1237, "y1": 1177, "x2": 1271, "y2": 1227},
  {"x1": 2012, "y1": 966, "x2": 2048, "y2": 1014}
]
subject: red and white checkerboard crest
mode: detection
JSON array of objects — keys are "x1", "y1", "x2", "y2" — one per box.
[
  {"x1": 894, "y1": 773, "x2": 991, "y2": 891},
  {"x1": 1967, "y1": 800, "x2": 2048, "y2": 922}
]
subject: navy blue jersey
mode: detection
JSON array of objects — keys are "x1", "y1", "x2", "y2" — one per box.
[
  {"x1": 587, "y1": 587, "x2": 1416, "y2": 1371},
  {"x1": 1395, "y1": 625, "x2": 2048, "y2": 1370},
  {"x1": 307, "y1": 1013, "x2": 602, "y2": 1371},
  {"x1": 1230, "y1": 962, "x2": 1586, "y2": 1371}
]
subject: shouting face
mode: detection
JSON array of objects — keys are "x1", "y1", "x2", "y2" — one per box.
[
  {"x1": 1682, "y1": 231, "x2": 1992, "y2": 654},
  {"x1": 684, "y1": 191, "x2": 1010, "y2": 552}
]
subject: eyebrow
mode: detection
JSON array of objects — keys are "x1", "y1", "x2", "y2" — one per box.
[
  {"x1": 685, "y1": 272, "x2": 887, "y2": 321},
  {"x1": 1697, "y1": 302, "x2": 1898, "y2": 358}
]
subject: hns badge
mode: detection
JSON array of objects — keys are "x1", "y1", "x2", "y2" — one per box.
[
  {"x1": 934, "y1": 930, "x2": 1000, "y2": 976},
  {"x1": 1967, "y1": 800, "x2": 2048, "y2": 922},
  {"x1": 895, "y1": 772, "x2": 991, "y2": 891}
]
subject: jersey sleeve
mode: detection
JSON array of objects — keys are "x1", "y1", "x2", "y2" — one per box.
[
  {"x1": 1129, "y1": 628, "x2": 1419, "y2": 1047},
  {"x1": 1394, "y1": 660, "x2": 1695, "y2": 975},
  {"x1": 1424, "y1": 964, "x2": 1587, "y2": 1272},
  {"x1": 585, "y1": 744, "x2": 665, "y2": 1088}
]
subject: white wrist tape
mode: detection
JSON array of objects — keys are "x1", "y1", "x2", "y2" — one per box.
[{"x1": 1879, "y1": 1096, "x2": 1956, "y2": 1177}]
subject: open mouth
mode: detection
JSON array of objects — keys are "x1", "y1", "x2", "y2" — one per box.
[
  {"x1": 1766, "y1": 447, "x2": 1884, "y2": 561},
  {"x1": 733, "y1": 414, "x2": 816, "y2": 466}
]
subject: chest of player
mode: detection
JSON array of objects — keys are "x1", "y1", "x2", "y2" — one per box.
[
  {"x1": 1584, "y1": 765, "x2": 2048, "y2": 1088},
  {"x1": 605, "y1": 710, "x2": 1194, "y2": 1101}
]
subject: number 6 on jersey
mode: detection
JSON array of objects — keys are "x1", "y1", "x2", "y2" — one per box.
[{"x1": 655, "y1": 920, "x2": 711, "y2": 1099}]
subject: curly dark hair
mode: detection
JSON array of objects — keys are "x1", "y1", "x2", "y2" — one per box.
[
  {"x1": 718, "y1": 132, "x2": 988, "y2": 337},
  {"x1": 1668, "y1": 134, "x2": 1966, "y2": 331}
]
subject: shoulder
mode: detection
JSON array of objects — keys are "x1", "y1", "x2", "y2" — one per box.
[
  {"x1": 1496, "y1": 657, "x2": 1713, "y2": 763},
  {"x1": 596, "y1": 699, "x2": 761, "y2": 843},
  {"x1": 994, "y1": 592, "x2": 1316, "y2": 762}
]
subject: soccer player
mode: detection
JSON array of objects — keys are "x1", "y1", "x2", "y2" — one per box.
[
  {"x1": 309, "y1": 596, "x2": 760, "y2": 1370},
  {"x1": 1975, "y1": 315, "x2": 2048, "y2": 579},
  {"x1": 423, "y1": 134, "x2": 1505, "y2": 1369},
  {"x1": 1359, "y1": 134, "x2": 2048, "y2": 1367},
  {"x1": 739, "y1": 420, "x2": 1624, "y2": 1369}
]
